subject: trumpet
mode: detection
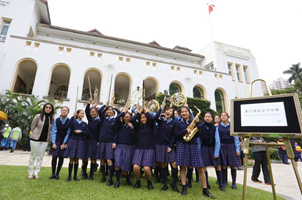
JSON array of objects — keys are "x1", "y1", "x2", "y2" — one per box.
[
  {"x1": 183, "y1": 106, "x2": 201, "y2": 142},
  {"x1": 171, "y1": 92, "x2": 187, "y2": 107}
]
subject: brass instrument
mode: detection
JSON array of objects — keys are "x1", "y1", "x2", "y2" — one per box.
[
  {"x1": 75, "y1": 86, "x2": 79, "y2": 111},
  {"x1": 162, "y1": 90, "x2": 168, "y2": 105},
  {"x1": 147, "y1": 100, "x2": 159, "y2": 113},
  {"x1": 183, "y1": 106, "x2": 201, "y2": 142},
  {"x1": 108, "y1": 74, "x2": 113, "y2": 102},
  {"x1": 171, "y1": 92, "x2": 187, "y2": 107}
]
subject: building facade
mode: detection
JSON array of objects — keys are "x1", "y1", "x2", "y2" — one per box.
[
  {"x1": 0, "y1": 0, "x2": 262, "y2": 117},
  {"x1": 270, "y1": 77, "x2": 289, "y2": 90}
]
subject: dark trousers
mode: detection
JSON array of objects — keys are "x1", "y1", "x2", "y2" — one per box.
[
  {"x1": 297, "y1": 152, "x2": 302, "y2": 162},
  {"x1": 251, "y1": 151, "x2": 271, "y2": 184},
  {"x1": 278, "y1": 150, "x2": 288, "y2": 164}
]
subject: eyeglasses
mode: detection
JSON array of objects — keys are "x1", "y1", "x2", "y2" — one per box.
[{"x1": 45, "y1": 106, "x2": 52, "y2": 109}]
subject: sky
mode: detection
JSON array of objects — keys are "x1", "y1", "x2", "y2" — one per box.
[{"x1": 47, "y1": 0, "x2": 302, "y2": 84}]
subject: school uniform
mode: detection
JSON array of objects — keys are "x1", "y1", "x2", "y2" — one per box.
[
  {"x1": 216, "y1": 122, "x2": 240, "y2": 167},
  {"x1": 49, "y1": 117, "x2": 70, "y2": 157},
  {"x1": 155, "y1": 108, "x2": 176, "y2": 163},
  {"x1": 198, "y1": 122, "x2": 220, "y2": 167},
  {"x1": 96, "y1": 105, "x2": 116, "y2": 160},
  {"x1": 155, "y1": 108, "x2": 179, "y2": 190},
  {"x1": 198, "y1": 122, "x2": 223, "y2": 190},
  {"x1": 64, "y1": 117, "x2": 88, "y2": 159},
  {"x1": 131, "y1": 112, "x2": 158, "y2": 168},
  {"x1": 85, "y1": 104, "x2": 101, "y2": 159},
  {"x1": 216, "y1": 122, "x2": 240, "y2": 189},
  {"x1": 114, "y1": 112, "x2": 134, "y2": 172},
  {"x1": 175, "y1": 118, "x2": 204, "y2": 168}
]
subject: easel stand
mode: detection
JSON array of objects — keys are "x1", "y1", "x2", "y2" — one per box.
[
  {"x1": 243, "y1": 139, "x2": 302, "y2": 200},
  {"x1": 238, "y1": 79, "x2": 302, "y2": 199}
]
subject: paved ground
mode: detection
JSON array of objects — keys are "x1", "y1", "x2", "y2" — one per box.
[{"x1": 0, "y1": 150, "x2": 301, "y2": 199}]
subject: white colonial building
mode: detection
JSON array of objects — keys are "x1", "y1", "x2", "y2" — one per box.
[{"x1": 0, "y1": 0, "x2": 262, "y2": 117}]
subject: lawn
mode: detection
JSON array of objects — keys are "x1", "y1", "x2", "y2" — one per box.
[{"x1": 0, "y1": 165, "x2": 284, "y2": 200}]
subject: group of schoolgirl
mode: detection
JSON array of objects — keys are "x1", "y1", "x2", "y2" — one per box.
[{"x1": 49, "y1": 98, "x2": 240, "y2": 198}]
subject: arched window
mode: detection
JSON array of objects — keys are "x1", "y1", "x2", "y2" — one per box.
[
  {"x1": 169, "y1": 82, "x2": 181, "y2": 95},
  {"x1": 144, "y1": 77, "x2": 158, "y2": 100},
  {"x1": 114, "y1": 74, "x2": 131, "y2": 105},
  {"x1": 13, "y1": 60, "x2": 37, "y2": 94},
  {"x1": 193, "y1": 86, "x2": 204, "y2": 99},
  {"x1": 48, "y1": 65, "x2": 70, "y2": 99},
  {"x1": 215, "y1": 89, "x2": 225, "y2": 113},
  {"x1": 82, "y1": 69, "x2": 102, "y2": 102}
]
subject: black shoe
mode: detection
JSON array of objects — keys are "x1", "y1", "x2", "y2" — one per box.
[
  {"x1": 231, "y1": 184, "x2": 237, "y2": 189},
  {"x1": 126, "y1": 177, "x2": 133, "y2": 185},
  {"x1": 219, "y1": 186, "x2": 225, "y2": 192},
  {"x1": 161, "y1": 185, "x2": 168, "y2": 191},
  {"x1": 49, "y1": 174, "x2": 56, "y2": 180},
  {"x1": 89, "y1": 175, "x2": 94, "y2": 180},
  {"x1": 106, "y1": 180, "x2": 113, "y2": 186},
  {"x1": 55, "y1": 175, "x2": 59, "y2": 180},
  {"x1": 171, "y1": 185, "x2": 180, "y2": 193},
  {"x1": 155, "y1": 176, "x2": 161, "y2": 183},
  {"x1": 66, "y1": 177, "x2": 71, "y2": 182},
  {"x1": 10, "y1": 149, "x2": 13, "y2": 153},
  {"x1": 147, "y1": 181, "x2": 154, "y2": 190},
  {"x1": 181, "y1": 187, "x2": 187, "y2": 196},
  {"x1": 207, "y1": 184, "x2": 211, "y2": 189},
  {"x1": 187, "y1": 182, "x2": 192, "y2": 188},
  {"x1": 94, "y1": 163, "x2": 99, "y2": 172},
  {"x1": 196, "y1": 179, "x2": 201, "y2": 183},
  {"x1": 82, "y1": 173, "x2": 88, "y2": 180},
  {"x1": 114, "y1": 182, "x2": 120, "y2": 188},
  {"x1": 73, "y1": 177, "x2": 80, "y2": 181},
  {"x1": 133, "y1": 181, "x2": 141, "y2": 189},
  {"x1": 203, "y1": 190, "x2": 215, "y2": 199},
  {"x1": 100, "y1": 177, "x2": 106, "y2": 183}
]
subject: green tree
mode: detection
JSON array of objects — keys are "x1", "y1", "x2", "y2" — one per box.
[
  {"x1": 283, "y1": 62, "x2": 302, "y2": 84},
  {"x1": 0, "y1": 90, "x2": 60, "y2": 148}
]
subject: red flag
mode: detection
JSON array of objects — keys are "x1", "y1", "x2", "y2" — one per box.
[{"x1": 208, "y1": 4, "x2": 215, "y2": 14}]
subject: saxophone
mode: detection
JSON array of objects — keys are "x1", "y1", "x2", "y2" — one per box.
[{"x1": 183, "y1": 106, "x2": 201, "y2": 142}]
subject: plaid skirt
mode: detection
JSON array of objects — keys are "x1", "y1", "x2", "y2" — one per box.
[
  {"x1": 115, "y1": 144, "x2": 134, "y2": 171},
  {"x1": 85, "y1": 139, "x2": 98, "y2": 159},
  {"x1": 49, "y1": 140, "x2": 65, "y2": 157},
  {"x1": 63, "y1": 139, "x2": 85, "y2": 159},
  {"x1": 155, "y1": 144, "x2": 176, "y2": 163},
  {"x1": 201, "y1": 146, "x2": 220, "y2": 167},
  {"x1": 132, "y1": 149, "x2": 155, "y2": 168},
  {"x1": 96, "y1": 142, "x2": 115, "y2": 160},
  {"x1": 176, "y1": 142, "x2": 204, "y2": 168},
  {"x1": 220, "y1": 143, "x2": 240, "y2": 167}
]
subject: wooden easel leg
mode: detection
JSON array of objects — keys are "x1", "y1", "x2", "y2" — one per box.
[
  {"x1": 242, "y1": 137, "x2": 249, "y2": 200},
  {"x1": 283, "y1": 138, "x2": 302, "y2": 195},
  {"x1": 265, "y1": 145, "x2": 277, "y2": 200}
]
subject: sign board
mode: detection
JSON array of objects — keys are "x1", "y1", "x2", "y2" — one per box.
[{"x1": 231, "y1": 93, "x2": 302, "y2": 137}]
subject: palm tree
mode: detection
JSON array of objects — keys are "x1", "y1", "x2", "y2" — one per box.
[{"x1": 283, "y1": 62, "x2": 302, "y2": 84}]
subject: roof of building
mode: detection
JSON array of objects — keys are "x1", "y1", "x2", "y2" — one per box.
[
  {"x1": 37, "y1": 23, "x2": 205, "y2": 59},
  {"x1": 37, "y1": 0, "x2": 51, "y2": 24},
  {"x1": 87, "y1": 29, "x2": 103, "y2": 36},
  {"x1": 148, "y1": 40, "x2": 161, "y2": 47},
  {"x1": 173, "y1": 45, "x2": 192, "y2": 52}
]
